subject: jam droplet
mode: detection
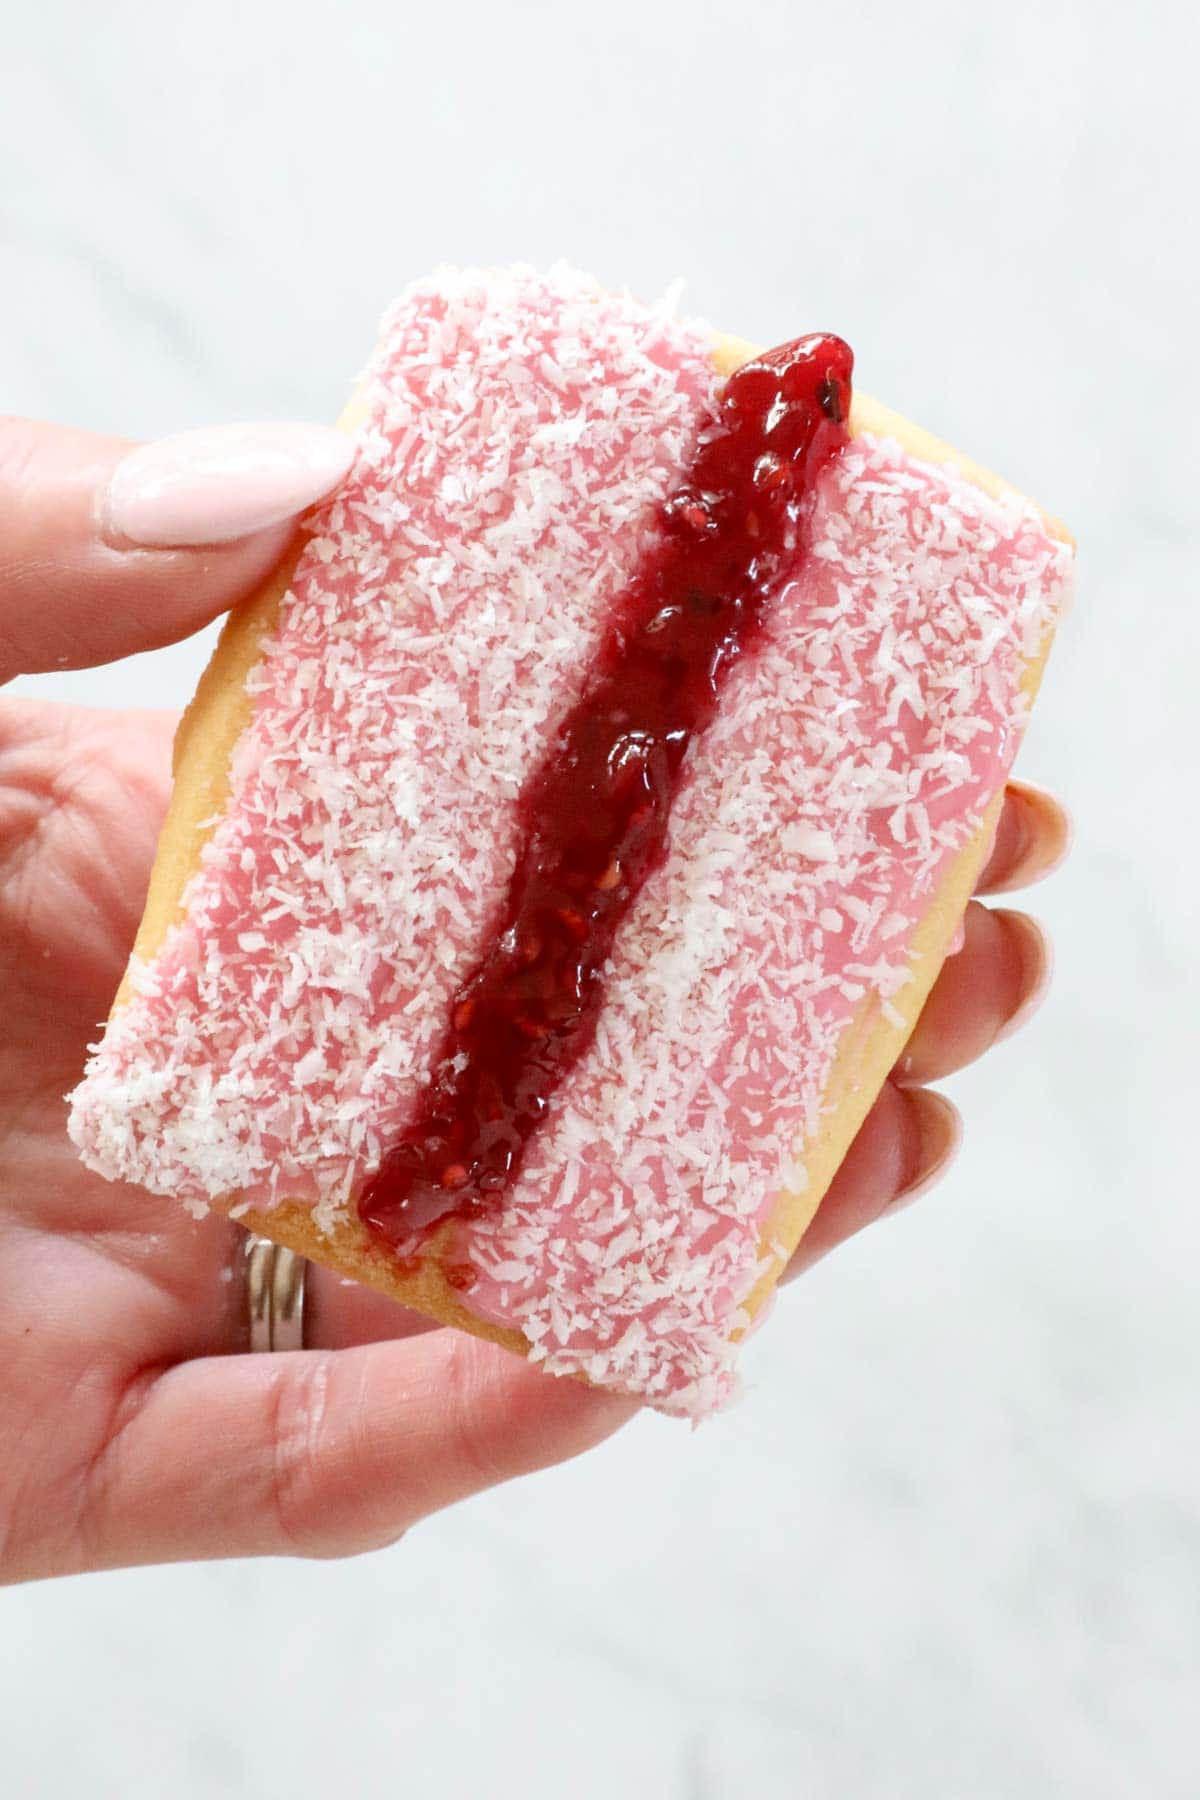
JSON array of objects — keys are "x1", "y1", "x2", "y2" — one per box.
[
  {"x1": 444, "y1": 1261, "x2": 479, "y2": 1293},
  {"x1": 359, "y1": 333, "x2": 853, "y2": 1254}
]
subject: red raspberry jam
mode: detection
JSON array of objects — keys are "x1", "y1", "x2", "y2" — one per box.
[{"x1": 359, "y1": 334, "x2": 853, "y2": 1262}]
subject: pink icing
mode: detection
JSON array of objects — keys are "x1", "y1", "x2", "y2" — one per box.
[
  {"x1": 71, "y1": 265, "x2": 720, "y2": 1214},
  {"x1": 68, "y1": 265, "x2": 1071, "y2": 1417},
  {"x1": 457, "y1": 438, "x2": 1070, "y2": 1412}
]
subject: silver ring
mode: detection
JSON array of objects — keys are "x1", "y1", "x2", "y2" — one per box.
[{"x1": 245, "y1": 1236, "x2": 307, "y2": 1352}]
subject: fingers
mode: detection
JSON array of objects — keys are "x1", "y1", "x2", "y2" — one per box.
[
  {"x1": 784, "y1": 878, "x2": 1054, "y2": 1281},
  {"x1": 303, "y1": 1265, "x2": 439, "y2": 1348},
  {"x1": 782, "y1": 1082, "x2": 961, "y2": 1281},
  {"x1": 0, "y1": 699, "x2": 180, "y2": 1018},
  {"x1": 976, "y1": 781, "x2": 1072, "y2": 896},
  {"x1": 893, "y1": 903, "x2": 1051, "y2": 1087},
  {"x1": 79, "y1": 1332, "x2": 637, "y2": 1570},
  {"x1": 0, "y1": 417, "x2": 352, "y2": 680}
]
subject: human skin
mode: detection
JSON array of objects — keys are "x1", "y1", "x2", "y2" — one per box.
[{"x1": 0, "y1": 418, "x2": 1068, "y2": 1583}]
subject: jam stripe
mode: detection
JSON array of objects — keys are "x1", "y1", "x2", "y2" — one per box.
[{"x1": 359, "y1": 335, "x2": 853, "y2": 1253}]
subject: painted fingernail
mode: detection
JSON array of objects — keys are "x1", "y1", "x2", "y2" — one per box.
[
  {"x1": 890, "y1": 1089, "x2": 963, "y2": 1212},
  {"x1": 102, "y1": 422, "x2": 355, "y2": 548},
  {"x1": 993, "y1": 782, "x2": 1074, "y2": 892},
  {"x1": 991, "y1": 909, "x2": 1054, "y2": 1045}
]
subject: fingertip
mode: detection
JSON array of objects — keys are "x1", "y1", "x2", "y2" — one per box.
[
  {"x1": 100, "y1": 423, "x2": 354, "y2": 550},
  {"x1": 978, "y1": 781, "x2": 1073, "y2": 895},
  {"x1": 782, "y1": 1078, "x2": 966, "y2": 1284},
  {"x1": 889, "y1": 1086, "x2": 963, "y2": 1212},
  {"x1": 989, "y1": 909, "x2": 1054, "y2": 1045},
  {"x1": 893, "y1": 901, "x2": 1052, "y2": 1087},
  {"x1": 0, "y1": 417, "x2": 348, "y2": 678}
]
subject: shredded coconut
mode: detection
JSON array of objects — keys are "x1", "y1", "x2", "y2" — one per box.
[{"x1": 67, "y1": 264, "x2": 1072, "y2": 1418}]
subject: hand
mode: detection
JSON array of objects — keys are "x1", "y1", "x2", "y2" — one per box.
[{"x1": 0, "y1": 416, "x2": 1069, "y2": 1583}]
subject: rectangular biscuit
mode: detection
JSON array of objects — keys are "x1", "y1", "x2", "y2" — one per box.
[{"x1": 69, "y1": 266, "x2": 1073, "y2": 1416}]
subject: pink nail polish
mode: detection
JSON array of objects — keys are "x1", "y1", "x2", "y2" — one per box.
[
  {"x1": 992, "y1": 912, "x2": 1054, "y2": 1045},
  {"x1": 889, "y1": 1091, "x2": 963, "y2": 1212},
  {"x1": 999, "y1": 781, "x2": 1075, "y2": 890},
  {"x1": 103, "y1": 422, "x2": 355, "y2": 548}
]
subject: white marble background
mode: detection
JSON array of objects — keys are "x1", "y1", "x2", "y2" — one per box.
[{"x1": 3, "y1": 0, "x2": 1197, "y2": 1793}]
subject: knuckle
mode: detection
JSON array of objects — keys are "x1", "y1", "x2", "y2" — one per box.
[
  {"x1": 264, "y1": 1357, "x2": 407, "y2": 1561},
  {"x1": 440, "y1": 1331, "x2": 510, "y2": 1491},
  {"x1": 264, "y1": 1358, "x2": 341, "y2": 1558}
]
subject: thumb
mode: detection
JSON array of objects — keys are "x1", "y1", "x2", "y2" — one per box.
[
  {"x1": 75, "y1": 1333, "x2": 638, "y2": 1571},
  {"x1": 0, "y1": 416, "x2": 353, "y2": 680}
]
